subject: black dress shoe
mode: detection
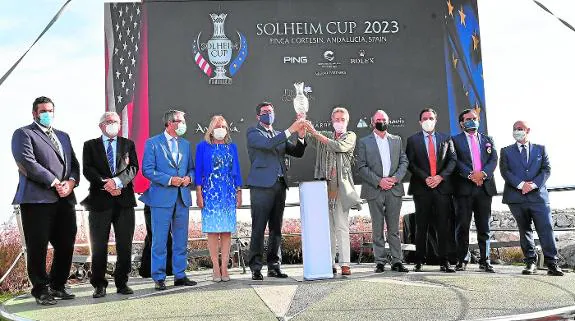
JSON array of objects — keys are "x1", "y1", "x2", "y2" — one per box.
[
  {"x1": 251, "y1": 271, "x2": 264, "y2": 280},
  {"x1": 441, "y1": 263, "x2": 456, "y2": 273},
  {"x1": 92, "y1": 287, "x2": 106, "y2": 298},
  {"x1": 391, "y1": 262, "x2": 409, "y2": 273},
  {"x1": 174, "y1": 277, "x2": 197, "y2": 286},
  {"x1": 154, "y1": 280, "x2": 167, "y2": 291},
  {"x1": 481, "y1": 263, "x2": 495, "y2": 273},
  {"x1": 49, "y1": 287, "x2": 75, "y2": 300},
  {"x1": 35, "y1": 293, "x2": 57, "y2": 306},
  {"x1": 547, "y1": 264, "x2": 564, "y2": 276},
  {"x1": 332, "y1": 267, "x2": 337, "y2": 274},
  {"x1": 455, "y1": 262, "x2": 467, "y2": 271},
  {"x1": 414, "y1": 263, "x2": 423, "y2": 272},
  {"x1": 522, "y1": 263, "x2": 537, "y2": 275},
  {"x1": 116, "y1": 286, "x2": 134, "y2": 295},
  {"x1": 374, "y1": 263, "x2": 385, "y2": 273},
  {"x1": 267, "y1": 268, "x2": 288, "y2": 278}
]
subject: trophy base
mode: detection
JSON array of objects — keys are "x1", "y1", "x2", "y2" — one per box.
[{"x1": 209, "y1": 78, "x2": 232, "y2": 85}]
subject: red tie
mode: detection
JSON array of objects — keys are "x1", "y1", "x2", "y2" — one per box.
[{"x1": 428, "y1": 135, "x2": 437, "y2": 176}]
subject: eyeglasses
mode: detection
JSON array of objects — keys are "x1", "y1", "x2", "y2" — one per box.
[{"x1": 259, "y1": 110, "x2": 273, "y2": 115}]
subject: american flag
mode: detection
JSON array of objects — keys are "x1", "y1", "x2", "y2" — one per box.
[
  {"x1": 192, "y1": 41, "x2": 213, "y2": 77},
  {"x1": 105, "y1": 2, "x2": 150, "y2": 193}
]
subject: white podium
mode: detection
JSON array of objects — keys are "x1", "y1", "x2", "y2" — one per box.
[{"x1": 299, "y1": 181, "x2": 333, "y2": 280}]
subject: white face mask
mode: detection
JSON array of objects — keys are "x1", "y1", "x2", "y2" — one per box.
[
  {"x1": 175, "y1": 122, "x2": 187, "y2": 136},
  {"x1": 513, "y1": 129, "x2": 527, "y2": 142},
  {"x1": 213, "y1": 127, "x2": 227, "y2": 140},
  {"x1": 333, "y1": 121, "x2": 347, "y2": 134},
  {"x1": 421, "y1": 119, "x2": 436, "y2": 132},
  {"x1": 105, "y1": 123, "x2": 120, "y2": 137}
]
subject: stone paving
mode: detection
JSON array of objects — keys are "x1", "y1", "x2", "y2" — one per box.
[{"x1": 2, "y1": 264, "x2": 575, "y2": 321}]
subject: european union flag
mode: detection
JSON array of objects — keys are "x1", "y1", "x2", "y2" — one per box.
[{"x1": 229, "y1": 32, "x2": 248, "y2": 77}]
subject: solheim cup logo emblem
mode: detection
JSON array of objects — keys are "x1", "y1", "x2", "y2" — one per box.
[{"x1": 193, "y1": 13, "x2": 248, "y2": 85}]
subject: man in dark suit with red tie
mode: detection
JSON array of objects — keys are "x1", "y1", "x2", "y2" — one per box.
[
  {"x1": 499, "y1": 121, "x2": 563, "y2": 276},
  {"x1": 406, "y1": 108, "x2": 457, "y2": 273},
  {"x1": 11, "y1": 96, "x2": 80, "y2": 305},
  {"x1": 451, "y1": 108, "x2": 498, "y2": 273},
  {"x1": 81, "y1": 111, "x2": 139, "y2": 298}
]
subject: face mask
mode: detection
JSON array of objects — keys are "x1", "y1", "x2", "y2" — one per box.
[
  {"x1": 374, "y1": 122, "x2": 388, "y2": 132},
  {"x1": 38, "y1": 111, "x2": 54, "y2": 127},
  {"x1": 333, "y1": 121, "x2": 347, "y2": 134},
  {"x1": 105, "y1": 123, "x2": 120, "y2": 137},
  {"x1": 463, "y1": 120, "x2": 479, "y2": 132},
  {"x1": 259, "y1": 112, "x2": 275, "y2": 125},
  {"x1": 421, "y1": 119, "x2": 436, "y2": 132},
  {"x1": 513, "y1": 129, "x2": 526, "y2": 142},
  {"x1": 213, "y1": 127, "x2": 227, "y2": 140},
  {"x1": 175, "y1": 122, "x2": 187, "y2": 136}
]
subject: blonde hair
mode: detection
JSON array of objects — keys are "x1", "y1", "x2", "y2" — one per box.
[
  {"x1": 205, "y1": 115, "x2": 231, "y2": 144},
  {"x1": 331, "y1": 106, "x2": 350, "y2": 122}
]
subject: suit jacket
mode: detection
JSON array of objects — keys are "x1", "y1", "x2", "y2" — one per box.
[
  {"x1": 406, "y1": 131, "x2": 456, "y2": 195},
  {"x1": 246, "y1": 124, "x2": 306, "y2": 188},
  {"x1": 451, "y1": 131, "x2": 498, "y2": 197},
  {"x1": 500, "y1": 143, "x2": 550, "y2": 204},
  {"x1": 139, "y1": 133, "x2": 195, "y2": 208},
  {"x1": 81, "y1": 136, "x2": 138, "y2": 211},
  {"x1": 356, "y1": 132, "x2": 409, "y2": 200},
  {"x1": 11, "y1": 123, "x2": 80, "y2": 205}
]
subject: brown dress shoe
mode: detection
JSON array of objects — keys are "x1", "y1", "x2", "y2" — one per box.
[{"x1": 341, "y1": 266, "x2": 351, "y2": 276}]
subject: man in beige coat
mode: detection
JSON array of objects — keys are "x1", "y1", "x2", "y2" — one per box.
[{"x1": 304, "y1": 107, "x2": 362, "y2": 275}]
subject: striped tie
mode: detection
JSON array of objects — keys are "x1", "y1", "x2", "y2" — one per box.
[
  {"x1": 107, "y1": 139, "x2": 115, "y2": 175},
  {"x1": 46, "y1": 128, "x2": 63, "y2": 158}
]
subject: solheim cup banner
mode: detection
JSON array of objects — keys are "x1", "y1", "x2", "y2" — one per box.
[{"x1": 104, "y1": 0, "x2": 486, "y2": 189}]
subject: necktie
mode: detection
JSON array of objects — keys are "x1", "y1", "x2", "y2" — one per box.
[
  {"x1": 520, "y1": 144, "x2": 528, "y2": 164},
  {"x1": 170, "y1": 137, "x2": 179, "y2": 164},
  {"x1": 107, "y1": 139, "x2": 115, "y2": 175},
  {"x1": 46, "y1": 128, "x2": 63, "y2": 158},
  {"x1": 470, "y1": 134, "x2": 482, "y2": 172},
  {"x1": 427, "y1": 135, "x2": 437, "y2": 176}
]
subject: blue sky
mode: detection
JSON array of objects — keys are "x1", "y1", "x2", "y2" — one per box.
[{"x1": 0, "y1": 0, "x2": 574, "y2": 223}]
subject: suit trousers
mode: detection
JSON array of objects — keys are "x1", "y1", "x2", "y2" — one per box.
[
  {"x1": 88, "y1": 206, "x2": 135, "y2": 288},
  {"x1": 151, "y1": 196, "x2": 189, "y2": 281},
  {"x1": 20, "y1": 200, "x2": 77, "y2": 298},
  {"x1": 413, "y1": 190, "x2": 453, "y2": 265},
  {"x1": 249, "y1": 179, "x2": 286, "y2": 271},
  {"x1": 367, "y1": 191, "x2": 403, "y2": 265},
  {"x1": 329, "y1": 199, "x2": 351, "y2": 267},
  {"x1": 454, "y1": 186, "x2": 492, "y2": 264},
  {"x1": 508, "y1": 203, "x2": 558, "y2": 265},
  {"x1": 139, "y1": 205, "x2": 173, "y2": 278}
]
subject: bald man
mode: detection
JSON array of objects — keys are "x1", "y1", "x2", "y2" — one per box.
[
  {"x1": 356, "y1": 110, "x2": 409, "y2": 273},
  {"x1": 499, "y1": 121, "x2": 563, "y2": 276}
]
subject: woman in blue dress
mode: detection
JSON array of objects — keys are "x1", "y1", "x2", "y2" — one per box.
[{"x1": 195, "y1": 115, "x2": 242, "y2": 282}]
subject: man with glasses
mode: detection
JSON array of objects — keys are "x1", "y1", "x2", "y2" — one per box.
[
  {"x1": 140, "y1": 109, "x2": 197, "y2": 290},
  {"x1": 81, "y1": 111, "x2": 139, "y2": 298},
  {"x1": 246, "y1": 102, "x2": 307, "y2": 280}
]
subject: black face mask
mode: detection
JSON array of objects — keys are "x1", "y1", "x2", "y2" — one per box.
[{"x1": 375, "y1": 122, "x2": 388, "y2": 132}]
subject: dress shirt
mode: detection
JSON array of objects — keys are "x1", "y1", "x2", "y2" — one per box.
[
  {"x1": 515, "y1": 141, "x2": 537, "y2": 190},
  {"x1": 422, "y1": 131, "x2": 437, "y2": 156},
  {"x1": 374, "y1": 132, "x2": 391, "y2": 177},
  {"x1": 102, "y1": 135, "x2": 123, "y2": 188},
  {"x1": 34, "y1": 122, "x2": 74, "y2": 187}
]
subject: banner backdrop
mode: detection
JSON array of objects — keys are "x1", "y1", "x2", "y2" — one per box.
[{"x1": 105, "y1": 0, "x2": 486, "y2": 189}]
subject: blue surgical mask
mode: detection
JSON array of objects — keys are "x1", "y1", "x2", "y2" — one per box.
[
  {"x1": 260, "y1": 112, "x2": 275, "y2": 125},
  {"x1": 38, "y1": 112, "x2": 54, "y2": 127},
  {"x1": 463, "y1": 120, "x2": 479, "y2": 132}
]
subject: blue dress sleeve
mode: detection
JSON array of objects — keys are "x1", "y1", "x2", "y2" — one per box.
[
  {"x1": 194, "y1": 141, "x2": 205, "y2": 187},
  {"x1": 231, "y1": 143, "x2": 242, "y2": 188}
]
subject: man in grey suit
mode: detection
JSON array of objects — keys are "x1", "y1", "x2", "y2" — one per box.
[{"x1": 357, "y1": 110, "x2": 409, "y2": 273}]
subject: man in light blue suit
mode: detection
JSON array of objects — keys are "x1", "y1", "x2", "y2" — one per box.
[
  {"x1": 500, "y1": 120, "x2": 563, "y2": 276},
  {"x1": 140, "y1": 110, "x2": 197, "y2": 290}
]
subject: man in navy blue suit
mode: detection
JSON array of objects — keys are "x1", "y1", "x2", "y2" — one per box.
[
  {"x1": 246, "y1": 102, "x2": 307, "y2": 280},
  {"x1": 500, "y1": 121, "x2": 563, "y2": 276},
  {"x1": 451, "y1": 109, "x2": 498, "y2": 273},
  {"x1": 406, "y1": 108, "x2": 457, "y2": 273},
  {"x1": 11, "y1": 96, "x2": 80, "y2": 305}
]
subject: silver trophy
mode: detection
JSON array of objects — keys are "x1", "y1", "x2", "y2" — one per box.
[
  {"x1": 293, "y1": 82, "x2": 309, "y2": 119},
  {"x1": 207, "y1": 13, "x2": 233, "y2": 85}
]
